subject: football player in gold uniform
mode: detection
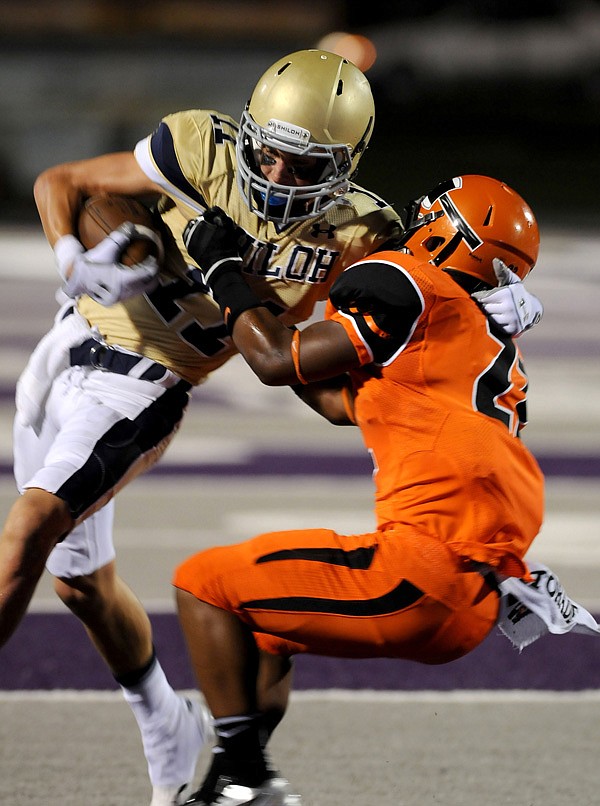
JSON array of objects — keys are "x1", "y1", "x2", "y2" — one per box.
[{"x1": 0, "y1": 50, "x2": 401, "y2": 806}]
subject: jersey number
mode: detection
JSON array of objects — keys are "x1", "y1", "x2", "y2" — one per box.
[
  {"x1": 474, "y1": 329, "x2": 528, "y2": 436},
  {"x1": 145, "y1": 271, "x2": 285, "y2": 357}
]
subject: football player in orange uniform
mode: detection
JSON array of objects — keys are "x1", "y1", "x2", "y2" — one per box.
[{"x1": 172, "y1": 176, "x2": 545, "y2": 805}]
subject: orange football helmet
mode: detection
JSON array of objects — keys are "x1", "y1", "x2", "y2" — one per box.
[{"x1": 399, "y1": 175, "x2": 539, "y2": 285}]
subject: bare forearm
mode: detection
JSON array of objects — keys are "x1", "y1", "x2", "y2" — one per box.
[
  {"x1": 230, "y1": 309, "x2": 356, "y2": 423},
  {"x1": 231, "y1": 309, "x2": 297, "y2": 385},
  {"x1": 231, "y1": 306, "x2": 360, "y2": 388},
  {"x1": 291, "y1": 376, "x2": 356, "y2": 426},
  {"x1": 33, "y1": 165, "x2": 85, "y2": 246},
  {"x1": 33, "y1": 153, "x2": 161, "y2": 247}
]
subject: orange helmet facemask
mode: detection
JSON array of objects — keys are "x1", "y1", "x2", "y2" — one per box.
[{"x1": 399, "y1": 175, "x2": 539, "y2": 286}]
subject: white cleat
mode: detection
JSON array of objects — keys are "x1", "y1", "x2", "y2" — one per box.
[
  {"x1": 220, "y1": 778, "x2": 302, "y2": 806},
  {"x1": 185, "y1": 776, "x2": 302, "y2": 805},
  {"x1": 148, "y1": 696, "x2": 214, "y2": 806}
]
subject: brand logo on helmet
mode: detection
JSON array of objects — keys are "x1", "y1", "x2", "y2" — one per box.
[{"x1": 267, "y1": 119, "x2": 311, "y2": 146}]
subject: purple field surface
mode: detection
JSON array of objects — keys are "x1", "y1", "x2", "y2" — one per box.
[{"x1": 1, "y1": 612, "x2": 598, "y2": 691}]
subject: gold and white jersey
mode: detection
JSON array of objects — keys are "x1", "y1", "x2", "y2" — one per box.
[{"x1": 77, "y1": 109, "x2": 401, "y2": 386}]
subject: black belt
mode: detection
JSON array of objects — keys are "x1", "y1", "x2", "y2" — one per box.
[{"x1": 70, "y1": 338, "x2": 173, "y2": 383}]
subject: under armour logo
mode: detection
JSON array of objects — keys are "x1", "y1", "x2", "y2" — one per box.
[{"x1": 311, "y1": 223, "x2": 337, "y2": 239}]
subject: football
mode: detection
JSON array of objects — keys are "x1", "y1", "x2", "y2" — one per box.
[{"x1": 77, "y1": 194, "x2": 162, "y2": 266}]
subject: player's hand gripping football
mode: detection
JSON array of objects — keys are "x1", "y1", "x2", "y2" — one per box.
[
  {"x1": 182, "y1": 206, "x2": 244, "y2": 285},
  {"x1": 473, "y1": 258, "x2": 543, "y2": 337},
  {"x1": 55, "y1": 224, "x2": 161, "y2": 306}
]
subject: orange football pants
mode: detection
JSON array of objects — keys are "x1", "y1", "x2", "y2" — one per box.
[{"x1": 173, "y1": 525, "x2": 500, "y2": 665}]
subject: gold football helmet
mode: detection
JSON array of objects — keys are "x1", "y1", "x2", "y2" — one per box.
[
  {"x1": 400, "y1": 175, "x2": 539, "y2": 285},
  {"x1": 236, "y1": 49, "x2": 375, "y2": 225}
]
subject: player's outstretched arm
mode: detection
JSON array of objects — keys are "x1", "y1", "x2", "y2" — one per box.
[
  {"x1": 183, "y1": 206, "x2": 360, "y2": 385},
  {"x1": 230, "y1": 308, "x2": 358, "y2": 387}
]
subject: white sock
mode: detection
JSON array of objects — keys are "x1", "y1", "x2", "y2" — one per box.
[
  {"x1": 120, "y1": 656, "x2": 180, "y2": 731},
  {"x1": 121, "y1": 657, "x2": 205, "y2": 786}
]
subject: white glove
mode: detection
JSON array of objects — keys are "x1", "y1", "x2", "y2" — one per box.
[
  {"x1": 473, "y1": 258, "x2": 543, "y2": 337},
  {"x1": 54, "y1": 223, "x2": 160, "y2": 306}
]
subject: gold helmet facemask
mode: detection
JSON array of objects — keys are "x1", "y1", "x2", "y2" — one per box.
[{"x1": 236, "y1": 49, "x2": 375, "y2": 226}]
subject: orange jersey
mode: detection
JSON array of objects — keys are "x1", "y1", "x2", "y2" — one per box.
[{"x1": 328, "y1": 251, "x2": 545, "y2": 577}]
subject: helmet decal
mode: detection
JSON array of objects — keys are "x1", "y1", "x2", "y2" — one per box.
[
  {"x1": 437, "y1": 193, "x2": 483, "y2": 252},
  {"x1": 421, "y1": 177, "x2": 482, "y2": 255},
  {"x1": 266, "y1": 119, "x2": 311, "y2": 147}
]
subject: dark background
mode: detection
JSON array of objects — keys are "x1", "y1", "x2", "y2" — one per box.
[{"x1": 1, "y1": 0, "x2": 599, "y2": 229}]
